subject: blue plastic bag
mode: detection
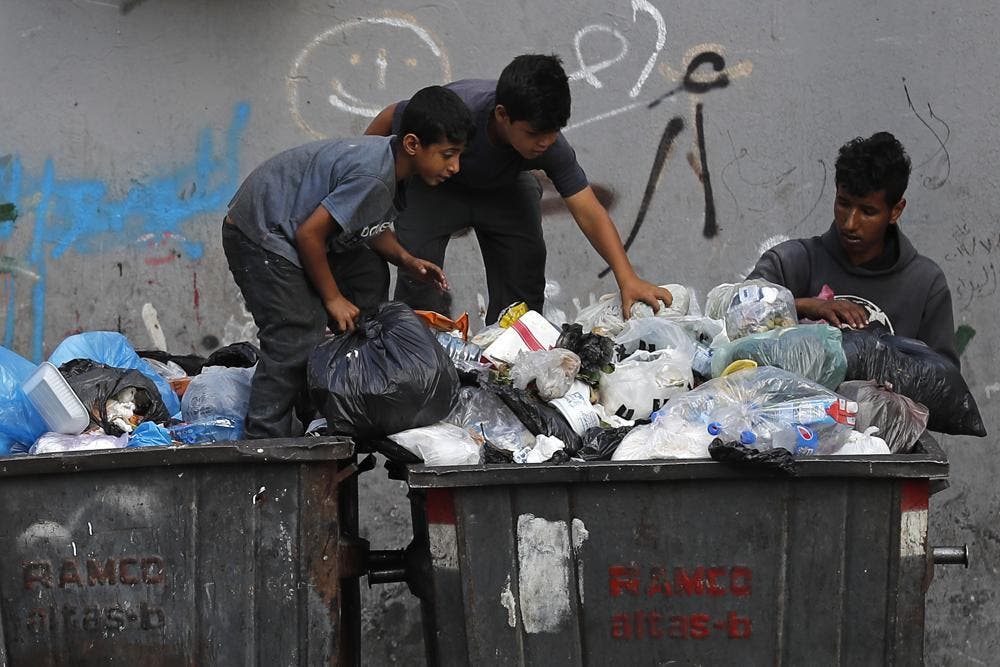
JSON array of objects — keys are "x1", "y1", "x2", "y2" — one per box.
[
  {"x1": 127, "y1": 420, "x2": 173, "y2": 447},
  {"x1": 0, "y1": 346, "x2": 48, "y2": 454},
  {"x1": 48, "y1": 332, "x2": 181, "y2": 418}
]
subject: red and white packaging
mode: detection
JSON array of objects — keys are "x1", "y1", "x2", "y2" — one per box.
[{"x1": 483, "y1": 311, "x2": 561, "y2": 364}]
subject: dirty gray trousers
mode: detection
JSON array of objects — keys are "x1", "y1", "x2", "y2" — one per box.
[
  {"x1": 222, "y1": 223, "x2": 388, "y2": 439},
  {"x1": 393, "y1": 172, "x2": 545, "y2": 324}
]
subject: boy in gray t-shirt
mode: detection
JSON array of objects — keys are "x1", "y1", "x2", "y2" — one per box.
[{"x1": 223, "y1": 86, "x2": 473, "y2": 439}]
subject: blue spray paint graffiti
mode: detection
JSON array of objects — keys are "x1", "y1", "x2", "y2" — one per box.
[{"x1": 0, "y1": 102, "x2": 251, "y2": 361}]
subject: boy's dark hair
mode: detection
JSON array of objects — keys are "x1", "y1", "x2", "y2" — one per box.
[
  {"x1": 835, "y1": 131, "x2": 911, "y2": 206},
  {"x1": 399, "y1": 85, "x2": 474, "y2": 146},
  {"x1": 496, "y1": 54, "x2": 571, "y2": 132}
]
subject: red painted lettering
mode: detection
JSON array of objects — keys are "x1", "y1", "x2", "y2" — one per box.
[
  {"x1": 87, "y1": 559, "x2": 116, "y2": 586},
  {"x1": 727, "y1": 611, "x2": 752, "y2": 639},
  {"x1": 611, "y1": 612, "x2": 632, "y2": 639},
  {"x1": 666, "y1": 614, "x2": 687, "y2": 639},
  {"x1": 648, "y1": 610, "x2": 664, "y2": 638},
  {"x1": 730, "y1": 566, "x2": 752, "y2": 597},
  {"x1": 119, "y1": 557, "x2": 139, "y2": 585},
  {"x1": 689, "y1": 612, "x2": 710, "y2": 639},
  {"x1": 22, "y1": 561, "x2": 52, "y2": 590},
  {"x1": 609, "y1": 565, "x2": 641, "y2": 597},
  {"x1": 646, "y1": 566, "x2": 674, "y2": 597},
  {"x1": 674, "y1": 567, "x2": 705, "y2": 596},
  {"x1": 706, "y1": 567, "x2": 727, "y2": 596},
  {"x1": 59, "y1": 560, "x2": 82, "y2": 588}
]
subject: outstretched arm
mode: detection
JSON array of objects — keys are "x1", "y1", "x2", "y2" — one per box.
[
  {"x1": 369, "y1": 229, "x2": 449, "y2": 291},
  {"x1": 563, "y1": 186, "x2": 673, "y2": 316},
  {"x1": 294, "y1": 205, "x2": 359, "y2": 332}
]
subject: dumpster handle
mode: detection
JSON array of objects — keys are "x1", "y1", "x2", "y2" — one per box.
[{"x1": 932, "y1": 545, "x2": 970, "y2": 567}]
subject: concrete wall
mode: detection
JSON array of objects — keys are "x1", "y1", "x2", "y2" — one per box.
[{"x1": 2, "y1": 0, "x2": 997, "y2": 662}]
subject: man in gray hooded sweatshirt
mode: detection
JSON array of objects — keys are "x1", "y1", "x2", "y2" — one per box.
[{"x1": 748, "y1": 131, "x2": 959, "y2": 367}]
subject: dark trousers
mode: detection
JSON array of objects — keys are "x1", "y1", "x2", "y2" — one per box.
[
  {"x1": 222, "y1": 223, "x2": 389, "y2": 439},
  {"x1": 393, "y1": 172, "x2": 545, "y2": 324}
]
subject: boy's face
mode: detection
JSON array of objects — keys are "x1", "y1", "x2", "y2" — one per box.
[
  {"x1": 409, "y1": 138, "x2": 465, "y2": 186},
  {"x1": 833, "y1": 185, "x2": 906, "y2": 265},
  {"x1": 494, "y1": 107, "x2": 559, "y2": 159}
]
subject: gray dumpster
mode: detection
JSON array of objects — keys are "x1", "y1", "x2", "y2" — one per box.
[
  {"x1": 0, "y1": 437, "x2": 361, "y2": 666},
  {"x1": 402, "y1": 435, "x2": 953, "y2": 666}
]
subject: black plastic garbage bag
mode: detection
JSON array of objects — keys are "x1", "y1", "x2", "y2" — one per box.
[
  {"x1": 555, "y1": 323, "x2": 614, "y2": 385},
  {"x1": 577, "y1": 425, "x2": 635, "y2": 460},
  {"x1": 204, "y1": 341, "x2": 260, "y2": 369},
  {"x1": 136, "y1": 350, "x2": 207, "y2": 376},
  {"x1": 307, "y1": 302, "x2": 460, "y2": 439},
  {"x1": 477, "y1": 379, "x2": 583, "y2": 453},
  {"x1": 841, "y1": 325, "x2": 986, "y2": 437},
  {"x1": 708, "y1": 438, "x2": 796, "y2": 475},
  {"x1": 58, "y1": 359, "x2": 170, "y2": 436}
]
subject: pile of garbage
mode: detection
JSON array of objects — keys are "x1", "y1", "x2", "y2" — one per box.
[
  {"x1": 342, "y1": 280, "x2": 985, "y2": 467},
  {"x1": 0, "y1": 331, "x2": 259, "y2": 456}
]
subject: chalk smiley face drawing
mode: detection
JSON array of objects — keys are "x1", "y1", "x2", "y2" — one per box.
[{"x1": 288, "y1": 14, "x2": 452, "y2": 139}]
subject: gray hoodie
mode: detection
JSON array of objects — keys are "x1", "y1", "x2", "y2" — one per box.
[{"x1": 748, "y1": 223, "x2": 959, "y2": 367}]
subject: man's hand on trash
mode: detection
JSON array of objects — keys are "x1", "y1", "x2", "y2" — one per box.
[
  {"x1": 619, "y1": 277, "x2": 673, "y2": 318},
  {"x1": 403, "y1": 256, "x2": 449, "y2": 292},
  {"x1": 325, "y1": 295, "x2": 360, "y2": 333},
  {"x1": 797, "y1": 297, "x2": 869, "y2": 330}
]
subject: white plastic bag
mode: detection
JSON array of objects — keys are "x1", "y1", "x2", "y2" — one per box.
[
  {"x1": 542, "y1": 280, "x2": 569, "y2": 327},
  {"x1": 574, "y1": 284, "x2": 698, "y2": 337},
  {"x1": 829, "y1": 427, "x2": 891, "y2": 456},
  {"x1": 612, "y1": 318, "x2": 696, "y2": 363},
  {"x1": 511, "y1": 348, "x2": 581, "y2": 400},
  {"x1": 611, "y1": 416, "x2": 713, "y2": 460},
  {"x1": 29, "y1": 431, "x2": 129, "y2": 455},
  {"x1": 598, "y1": 350, "x2": 693, "y2": 421},
  {"x1": 388, "y1": 422, "x2": 482, "y2": 465},
  {"x1": 513, "y1": 434, "x2": 566, "y2": 464}
]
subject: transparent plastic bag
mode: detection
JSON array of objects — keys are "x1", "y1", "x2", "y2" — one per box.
[
  {"x1": 542, "y1": 280, "x2": 569, "y2": 327},
  {"x1": 711, "y1": 324, "x2": 847, "y2": 389},
  {"x1": 573, "y1": 284, "x2": 698, "y2": 337},
  {"x1": 511, "y1": 348, "x2": 581, "y2": 400},
  {"x1": 181, "y1": 365, "x2": 255, "y2": 424},
  {"x1": 388, "y1": 422, "x2": 482, "y2": 466},
  {"x1": 598, "y1": 349, "x2": 693, "y2": 421},
  {"x1": 445, "y1": 386, "x2": 534, "y2": 452},
  {"x1": 656, "y1": 366, "x2": 855, "y2": 454},
  {"x1": 720, "y1": 280, "x2": 797, "y2": 340},
  {"x1": 612, "y1": 318, "x2": 697, "y2": 363},
  {"x1": 836, "y1": 380, "x2": 929, "y2": 453}
]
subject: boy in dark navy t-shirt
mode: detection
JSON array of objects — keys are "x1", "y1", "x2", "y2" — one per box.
[{"x1": 223, "y1": 86, "x2": 473, "y2": 438}]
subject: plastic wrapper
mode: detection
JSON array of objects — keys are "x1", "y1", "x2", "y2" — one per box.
[
  {"x1": 143, "y1": 358, "x2": 187, "y2": 381},
  {"x1": 836, "y1": 380, "x2": 929, "y2": 453},
  {"x1": 513, "y1": 434, "x2": 565, "y2": 464},
  {"x1": 511, "y1": 348, "x2": 581, "y2": 400},
  {"x1": 598, "y1": 350, "x2": 692, "y2": 421},
  {"x1": 49, "y1": 331, "x2": 181, "y2": 417},
  {"x1": 169, "y1": 417, "x2": 243, "y2": 444},
  {"x1": 29, "y1": 431, "x2": 129, "y2": 455},
  {"x1": 128, "y1": 421, "x2": 173, "y2": 447},
  {"x1": 445, "y1": 386, "x2": 534, "y2": 452},
  {"x1": 612, "y1": 318, "x2": 697, "y2": 363},
  {"x1": 710, "y1": 324, "x2": 847, "y2": 389},
  {"x1": 573, "y1": 284, "x2": 698, "y2": 337},
  {"x1": 182, "y1": 365, "x2": 255, "y2": 425},
  {"x1": 841, "y1": 325, "x2": 985, "y2": 436},
  {"x1": 388, "y1": 422, "x2": 482, "y2": 466},
  {"x1": 0, "y1": 346, "x2": 48, "y2": 454},
  {"x1": 543, "y1": 280, "x2": 569, "y2": 327},
  {"x1": 555, "y1": 323, "x2": 614, "y2": 385},
  {"x1": 307, "y1": 302, "x2": 460, "y2": 439},
  {"x1": 58, "y1": 359, "x2": 171, "y2": 436},
  {"x1": 718, "y1": 280, "x2": 797, "y2": 340},
  {"x1": 655, "y1": 366, "x2": 856, "y2": 454},
  {"x1": 611, "y1": 415, "x2": 713, "y2": 460}
]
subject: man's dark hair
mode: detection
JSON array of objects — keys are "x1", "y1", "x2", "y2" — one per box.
[
  {"x1": 835, "y1": 131, "x2": 911, "y2": 206},
  {"x1": 496, "y1": 54, "x2": 571, "y2": 131},
  {"x1": 399, "y1": 85, "x2": 474, "y2": 146}
]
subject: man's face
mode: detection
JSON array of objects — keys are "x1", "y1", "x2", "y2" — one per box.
[
  {"x1": 833, "y1": 185, "x2": 905, "y2": 265},
  {"x1": 495, "y1": 108, "x2": 559, "y2": 159},
  {"x1": 412, "y1": 140, "x2": 465, "y2": 186}
]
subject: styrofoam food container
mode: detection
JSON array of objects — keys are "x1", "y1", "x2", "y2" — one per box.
[{"x1": 22, "y1": 361, "x2": 90, "y2": 435}]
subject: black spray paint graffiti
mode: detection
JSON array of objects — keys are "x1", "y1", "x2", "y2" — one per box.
[
  {"x1": 598, "y1": 51, "x2": 729, "y2": 278},
  {"x1": 902, "y1": 77, "x2": 951, "y2": 190}
]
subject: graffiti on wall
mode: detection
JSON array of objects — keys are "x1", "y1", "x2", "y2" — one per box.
[{"x1": 0, "y1": 103, "x2": 251, "y2": 361}]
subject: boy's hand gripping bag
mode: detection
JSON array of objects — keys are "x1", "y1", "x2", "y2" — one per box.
[{"x1": 307, "y1": 302, "x2": 460, "y2": 439}]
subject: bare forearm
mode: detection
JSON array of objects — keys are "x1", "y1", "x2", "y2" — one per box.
[
  {"x1": 298, "y1": 233, "x2": 342, "y2": 304},
  {"x1": 365, "y1": 104, "x2": 397, "y2": 136},
  {"x1": 369, "y1": 230, "x2": 411, "y2": 266}
]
